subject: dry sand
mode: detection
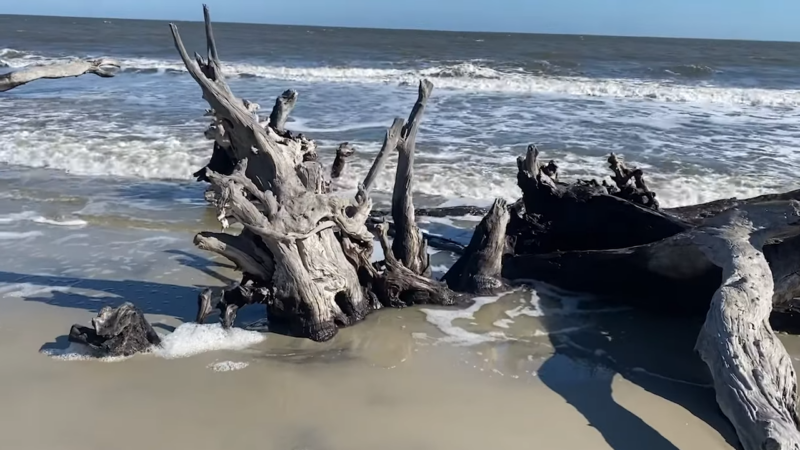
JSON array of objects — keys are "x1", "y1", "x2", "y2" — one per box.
[{"x1": 0, "y1": 200, "x2": 796, "y2": 450}]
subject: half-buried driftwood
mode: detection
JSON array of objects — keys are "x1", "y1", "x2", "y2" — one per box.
[
  {"x1": 173, "y1": 6, "x2": 800, "y2": 449},
  {"x1": 68, "y1": 303, "x2": 161, "y2": 357},
  {"x1": 0, "y1": 57, "x2": 120, "y2": 92},
  {"x1": 173, "y1": 6, "x2": 458, "y2": 342}
]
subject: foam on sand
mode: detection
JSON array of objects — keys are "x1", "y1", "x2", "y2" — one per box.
[
  {"x1": 421, "y1": 294, "x2": 509, "y2": 346},
  {"x1": 153, "y1": 323, "x2": 266, "y2": 359},
  {"x1": 0, "y1": 211, "x2": 87, "y2": 228},
  {"x1": 420, "y1": 287, "x2": 628, "y2": 346},
  {"x1": 207, "y1": 361, "x2": 250, "y2": 372},
  {"x1": 41, "y1": 342, "x2": 131, "y2": 362}
]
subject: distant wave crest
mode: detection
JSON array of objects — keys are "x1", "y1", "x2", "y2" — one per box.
[
  {"x1": 659, "y1": 64, "x2": 718, "y2": 78},
  {"x1": 2, "y1": 48, "x2": 799, "y2": 107}
]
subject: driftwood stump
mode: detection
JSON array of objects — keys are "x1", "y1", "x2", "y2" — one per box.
[
  {"x1": 174, "y1": 6, "x2": 457, "y2": 341},
  {"x1": 68, "y1": 303, "x2": 161, "y2": 357}
]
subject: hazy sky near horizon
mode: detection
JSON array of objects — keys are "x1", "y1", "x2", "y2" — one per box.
[{"x1": 3, "y1": 0, "x2": 798, "y2": 41}]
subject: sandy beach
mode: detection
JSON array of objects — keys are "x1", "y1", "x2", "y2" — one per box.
[{"x1": 0, "y1": 184, "x2": 789, "y2": 450}]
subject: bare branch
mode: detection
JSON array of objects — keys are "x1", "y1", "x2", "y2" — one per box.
[
  {"x1": 357, "y1": 118, "x2": 405, "y2": 203},
  {"x1": 391, "y1": 80, "x2": 434, "y2": 275}
]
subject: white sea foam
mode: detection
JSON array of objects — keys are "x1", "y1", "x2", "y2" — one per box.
[
  {"x1": 0, "y1": 231, "x2": 43, "y2": 240},
  {"x1": 420, "y1": 288, "x2": 626, "y2": 346},
  {"x1": 421, "y1": 295, "x2": 510, "y2": 346},
  {"x1": 0, "y1": 123, "x2": 208, "y2": 180},
  {"x1": 153, "y1": 323, "x2": 266, "y2": 359},
  {"x1": 4, "y1": 48, "x2": 799, "y2": 106},
  {"x1": 207, "y1": 361, "x2": 250, "y2": 372},
  {"x1": 33, "y1": 217, "x2": 88, "y2": 227},
  {"x1": 3, "y1": 49, "x2": 798, "y2": 209},
  {"x1": 41, "y1": 343, "x2": 131, "y2": 362},
  {"x1": 0, "y1": 211, "x2": 87, "y2": 228},
  {"x1": 118, "y1": 59, "x2": 800, "y2": 107}
]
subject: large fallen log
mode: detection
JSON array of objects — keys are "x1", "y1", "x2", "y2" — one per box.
[
  {"x1": 174, "y1": 5, "x2": 458, "y2": 341},
  {"x1": 0, "y1": 58, "x2": 120, "y2": 92},
  {"x1": 440, "y1": 146, "x2": 800, "y2": 450},
  {"x1": 693, "y1": 201, "x2": 800, "y2": 450}
]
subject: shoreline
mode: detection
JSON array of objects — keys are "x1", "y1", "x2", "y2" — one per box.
[{"x1": 0, "y1": 207, "x2": 780, "y2": 449}]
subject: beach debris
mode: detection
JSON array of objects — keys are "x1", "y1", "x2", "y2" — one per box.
[
  {"x1": 330, "y1": 142, "x2": 355, "y2": 179},
  {"x1": 68, "y1": 302, "x2": 161, "y2": 357},
  {"x1": 0, "y1": 57, "x2": 120, "y2": 92},
  {"x1": 173, "y1": 6, "x2": 800, "y2": 448}
]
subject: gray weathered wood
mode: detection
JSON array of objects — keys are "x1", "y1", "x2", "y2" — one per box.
[
  {"x1": 391, "y1": 80, "x2": 434, "y2": 275},
  {"x1": 331, "y1": 142, "x2": 355, "y2": 179},
  {"x1": 443, "y1": 198, "x2": 510, "y2": 294},
  {"x1": 170, "y1": 19, "x2": 303, "y2": 199},
  {"x1": 176, "y1": 7, "x2": 463, "y2": 341},
  {"x1": 357, "y1": 118, "x2": 405, "y2": 203},
  {"x1": 693, "y1": 201, "x2": 800, "y2": 450},
  {"x1": 269, "y1": 89, "x2": 298, "y2": 133},
  {"x1": 68, "y1": 303, "x2": 161, "y2": 357},
  {"x1": 0, "y1": 58, "x2": 120, "y2": 92}
]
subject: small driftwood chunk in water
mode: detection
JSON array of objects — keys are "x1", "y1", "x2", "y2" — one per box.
[
  {"x1": 268, "y1": 89, "x2": 298, "y2": 135},
  {"x1": 331, "y1": 142, "x2": 355, "y2": 179},
  {"x1": 175, "y1": 6, "x2": 457, "y2": 341},
  {"x1": 68, "y1": 303, "x2": 161, "y2": 357},
  {"x1": 0, "y1": 58, "x2": 120, "y2": 92}
]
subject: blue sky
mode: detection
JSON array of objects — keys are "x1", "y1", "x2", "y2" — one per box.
[{"x1": 3, "y1": 0, "x2": 799, "y2": 41}]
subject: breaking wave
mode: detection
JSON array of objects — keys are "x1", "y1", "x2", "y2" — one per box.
[{"x1": 3, "y1": 48, "x2": 799, "y2": 107}]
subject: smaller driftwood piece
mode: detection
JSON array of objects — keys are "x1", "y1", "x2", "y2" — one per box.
[{"x1": 68, "y1": 303, "x2": 161, "y2": 357}]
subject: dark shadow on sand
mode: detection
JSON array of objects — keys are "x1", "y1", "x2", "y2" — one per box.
[
  {"x1": 165, "y1": 249, "x2": 236, "y2": 285},
  {"x1": 532, "y1": 283, "x2": 742, "y2": 450},
  {"x1": 0, "y1": 271, "x2": 202, "y2": 323}
]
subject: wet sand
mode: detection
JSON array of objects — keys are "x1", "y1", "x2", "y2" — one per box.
[{"x1": 0, "y1": 193, "x2": 796, "y2": 450}]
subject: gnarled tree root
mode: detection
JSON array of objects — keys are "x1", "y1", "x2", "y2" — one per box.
[{"x1": 174, "y1": 5, "x2": 459, "y2": 341}]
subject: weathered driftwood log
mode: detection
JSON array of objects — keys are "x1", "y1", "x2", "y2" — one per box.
[
  {"x1": 692, "y1": 201, "x2": 800, "y2": 450},
  {"x1": 174, "y1": 5, "x2": 458, "y2": 341},
  {"x1": 68, "y1": 303, "x2": 161, "y2": 357},
  {"x1": 494, "y1": 146, "x2": 800, "y2": 313},
  {"x1": 0, "y1": 58, "x2": 120, "y2": 92}
]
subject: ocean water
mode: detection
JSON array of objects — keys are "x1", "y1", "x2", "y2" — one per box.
[{"x1": 2, "y1": 13, "x2": 800, "y2": 219}]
